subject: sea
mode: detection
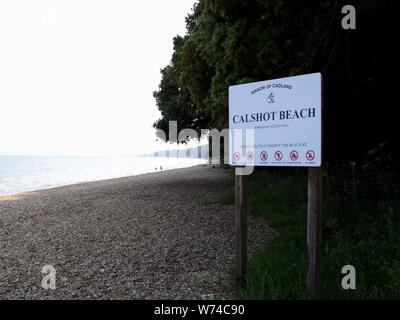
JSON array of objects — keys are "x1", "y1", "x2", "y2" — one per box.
[{"x1": 0, "y1": 155, "x2": 208, "y2": 197}]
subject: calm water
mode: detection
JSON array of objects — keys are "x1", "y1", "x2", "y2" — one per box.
[{"x1": 0, "y1": 155, "x2": 207, "y2": 196}]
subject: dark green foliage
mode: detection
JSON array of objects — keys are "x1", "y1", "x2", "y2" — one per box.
[
  {"x1": 153, "y1": 36, "x2": 210, "y2": 141},
  {"x1": 220, "y1": 168, "x2": 400, "y2": 299},
  {"x1": 154, "y1": 0, "x2": 398, "y2": 165}
]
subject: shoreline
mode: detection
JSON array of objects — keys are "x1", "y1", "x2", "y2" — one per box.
[{"x1": 0, "y1": 162, "x2": 208, "y2": 200}]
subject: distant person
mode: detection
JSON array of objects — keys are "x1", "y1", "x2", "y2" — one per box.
[{"x1": 160, "y1": 166, "x2": 163, "y2": 171}]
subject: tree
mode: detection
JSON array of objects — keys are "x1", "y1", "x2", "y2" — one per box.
[
  {"x1": 153, "y1": 36, "x2": 210, "y2": 141},
  {"x1": 154, "y1": 0, "x2": 399, "y2": 167}
]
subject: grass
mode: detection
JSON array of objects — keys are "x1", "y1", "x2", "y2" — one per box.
[
  {"x1": 211, "y1": 166, "x2": 400, "y2": 299},
  {"x1": 203, "y1": 194, "x2": 235, "y2": 206}
]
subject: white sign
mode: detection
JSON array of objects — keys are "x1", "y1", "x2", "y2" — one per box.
[{"x1": 229, "y1": 72, "x2": 322, "y2": 167}]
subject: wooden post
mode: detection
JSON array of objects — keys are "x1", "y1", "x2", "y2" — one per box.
[
  {"x1": 234, "y1": 167, "x2": 248, "y2": 297},
  {"x1": 306, "y1": 166, "x2": 323, "y2": 298}
]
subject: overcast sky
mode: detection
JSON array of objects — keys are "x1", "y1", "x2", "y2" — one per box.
[{"x1": 0, "y1": 0, "x2": 203, "y2": 156}]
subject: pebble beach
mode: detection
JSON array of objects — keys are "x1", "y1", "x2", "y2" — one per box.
[{"x1": 0, "y1": 165, "x2": 275, "y2": 299}]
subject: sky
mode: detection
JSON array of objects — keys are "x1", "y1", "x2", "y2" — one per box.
[{"x1": 0, "y1": 0, "x2": 204, "y2": 156}]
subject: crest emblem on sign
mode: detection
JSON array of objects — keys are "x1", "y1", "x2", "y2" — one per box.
[{"x1": 267, "y1": 92, "x2": 275, "y2": 103}]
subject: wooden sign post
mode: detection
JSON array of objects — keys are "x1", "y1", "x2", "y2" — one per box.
[
  {"x1": 229, "y1": 73, "x2": 323, "y2": 298},
  {"x1": 307, "y1": 167, "x2": 323, "y2": 298},
  {"x1": 234, "y1": 167, "x2": 248, "y2": 296}
]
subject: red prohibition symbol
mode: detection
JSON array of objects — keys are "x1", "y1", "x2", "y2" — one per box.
[
  {"x1": 260, "y1": 151, "x2": 268, "y2": 161},
  {"x1": 306, "y1": 150, "x2": 315, "y2": 161},
  {"x1": 274, "y1": 150, "x2": 283, "y2": 161},
  {"x1": 246, "y1": 151, "x2": 254, "y2": 161},
  {"x1": 233, "y1": 152, "x2": 241, "y2": 161},
  {"x1": 289, "y1": 150, "x2": 299, "y2": 161}
]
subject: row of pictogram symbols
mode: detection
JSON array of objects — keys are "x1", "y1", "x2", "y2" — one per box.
[{"x1": 233, "y1": 150, "x2": 315, "y2": 162}]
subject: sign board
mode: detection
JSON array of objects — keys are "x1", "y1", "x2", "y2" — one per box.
[{"x1": 229, "y1": 72, "x2": 322, "y2": 167}]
